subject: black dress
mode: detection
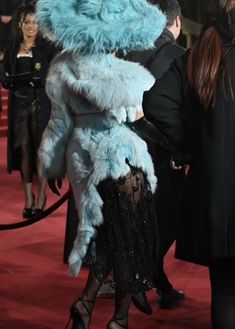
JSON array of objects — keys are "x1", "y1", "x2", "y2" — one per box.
[
  {"x1": 13, "y1": 56, "x2": 36, "y2": 148},
  {"x1": 86, "y1": 166, "x2": 158, "y2": 293},
  {"x1": 3, "y1": 36, "x2": 57, "y2": 174}
]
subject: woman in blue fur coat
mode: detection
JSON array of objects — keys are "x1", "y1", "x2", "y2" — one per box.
[{"x1": 36, "y1": 0, "x2": 166, "y2": 328}]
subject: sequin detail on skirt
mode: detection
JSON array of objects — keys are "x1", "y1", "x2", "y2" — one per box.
[{"x1": 85, "y1": 167, "x2": 158, "y2": 293}]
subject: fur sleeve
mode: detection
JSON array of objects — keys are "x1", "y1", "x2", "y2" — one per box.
[{"x1": 38, "y1": 65, "x2": 74, "y2": 178}]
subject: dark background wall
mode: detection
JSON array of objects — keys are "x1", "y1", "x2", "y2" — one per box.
[{"x1": 178, "y1": 0, "x2": 209, "y2": 23}]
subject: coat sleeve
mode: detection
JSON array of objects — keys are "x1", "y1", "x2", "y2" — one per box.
[
  {"x1": 143, "y1": 56, "x2": 187, "y2": 152},
  {"x1": 38, "y1": 74, "x2": 74, "y2": 179}
]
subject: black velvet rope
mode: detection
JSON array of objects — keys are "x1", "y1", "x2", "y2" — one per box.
[{"x1": 0, "y1": 190, "x2": 71, "y2": 231}]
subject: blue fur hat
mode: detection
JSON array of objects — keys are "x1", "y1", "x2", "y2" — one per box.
[{"x1": 36, "y1": 0, "x2": 166, "y2": 54}]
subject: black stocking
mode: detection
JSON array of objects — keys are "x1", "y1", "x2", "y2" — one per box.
[
  {"x1": 20, "y1": 129, "x2": 34, "y2": 182},
  {"x1": 74, "y1": 244, "x2": 112, "y2": 329},
  {"x1": 109, "y1": 289, "x2": 131, "y2": 329},
  {"x1": 209, "y1": 262, "x2": 235, "y2": 329},
  {"x1": 20, "y1": 105, "x2": 38, "y2": 183}
]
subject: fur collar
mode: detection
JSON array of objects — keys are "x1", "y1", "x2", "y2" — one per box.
[{"x1": 47, "y1": 52, "x2": 155, "y2": 112}]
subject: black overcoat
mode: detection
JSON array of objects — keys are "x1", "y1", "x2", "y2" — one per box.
[
  {"x1": 145, "y1": 46, "x2": 235, "y2": 265},
  {"x1": 3, "y1": 36, "x2": 57, "y2": 173},
  {"x1": 126, "y1": 29, "x2": 186, "y2": 244}
]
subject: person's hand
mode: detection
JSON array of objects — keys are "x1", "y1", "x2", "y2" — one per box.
[
  {"x1": 2, "y1": 75, "x2": 13, "y2": 89},
  {"x1": 170, "y1": 153, "x2": 191, "y2": 171},
  {"x1": 0, "y1": 16, "x2": 12, "y2": 24},
  {"x1": 48, "y1": 179, "x2": 62, "y2": 196},
  {"x1": 170, "y1": 159, "x2": 183, "y2": 170},
  {"x1": 31, "y1": 75, "x2": 41, "y2": 87}
]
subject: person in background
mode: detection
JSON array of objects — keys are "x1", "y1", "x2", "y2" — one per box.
[
  {"x1": 36, "y1": 0, "x2": 166, "y2": 328},
  {"x1": 146, "y1": 0, "x2": 235, "y2": 328},
  {"x1": 0, "y1": 1, "x2": 37, "y2": 59},
  {"x1": 2, "y1": 3, "x2": 57, "y2": 218},
  {"x1": 126, "y1": 0, "x2": 186, "y2": 310},
  {"x1": 0, "y1": 0, "x2": 23, "y2": 57}
]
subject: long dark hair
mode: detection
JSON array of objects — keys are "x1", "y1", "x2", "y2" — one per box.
[
  {"x1": 11, "y1": 3, "x2": 38, "y2": 45},
  {"x1": 187, "y1": 0, "x2": 235, "y2": 109}
]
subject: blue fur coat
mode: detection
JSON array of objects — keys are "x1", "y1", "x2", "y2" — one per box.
[{"x1": 39, "y1": 51, "x2": 157, "y2": 276}]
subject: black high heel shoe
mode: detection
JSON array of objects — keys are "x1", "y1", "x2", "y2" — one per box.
[
  {"x1": 107, "y1": 316, "x2": 129, "y2": 329},
  {"x1": 23, "y1": 194, "x2": 35, "y2": 219},
  {"x1": 34, "y1": 195, "x2": 47, "y2": 216},
  {"x1": 65, "y1": 298, "x2": 94, "y2": 329}
]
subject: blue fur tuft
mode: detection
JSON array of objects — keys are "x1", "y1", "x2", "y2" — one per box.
[{"x1": 36, "y1": 0, "x2": 166, "y2": 54}]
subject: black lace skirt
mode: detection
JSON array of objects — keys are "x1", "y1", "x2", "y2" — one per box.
[{"x1": 86, "y1": 167, "x2": 158, "y2": 294}]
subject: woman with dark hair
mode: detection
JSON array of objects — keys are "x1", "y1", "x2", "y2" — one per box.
[
  {"x1": 2, "y1": 3, "x2": 57, "y2": 218},
  {"x1": 145, "y1": 1, "x2": 235, "y2": 328}
]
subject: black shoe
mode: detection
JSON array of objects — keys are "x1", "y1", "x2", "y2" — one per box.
[
  {"x1": 33, "y1": 208, "x2": 44, "y2": 217},
  {"x1": 34, "y1": 196, "x2": 47, "y2": 216},
  {"x1": 22, "y1": 208, "x2": 35, "y2": 219},
  {"x1": 157, "y1": 288, "x2": 185, "y2": 309},
  {"x1": 23, "y1": 194, "x2": 35, "y2": 219},
  {"x1": 107, "y1": 316, "x2": 129, "y2": 329},
  {"x1": 132, "y1": 291, "x2": 152, "y2": 315},
  {"x1": 65, "y1": 298, "x2": 94, "y2": 329}
]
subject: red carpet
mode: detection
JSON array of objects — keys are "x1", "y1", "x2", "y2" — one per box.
[
  {"x1": 0, "y1": 88, "x2": 8, "y2": 137},
  {"x1": 0, "y1": 135, "x2": 211, "y2": 329}
]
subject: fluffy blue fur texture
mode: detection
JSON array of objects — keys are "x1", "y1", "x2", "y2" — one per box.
[
  {"x1": 36, "y1": 0, "x2": 166, "y2": 54},
  {"x1": 38, "y1": 51, "x2": 157, "y2": 276}
]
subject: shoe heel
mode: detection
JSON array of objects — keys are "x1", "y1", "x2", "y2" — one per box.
[{"x1": 64, "y1": 298, "x2": 93, "y2": 329}]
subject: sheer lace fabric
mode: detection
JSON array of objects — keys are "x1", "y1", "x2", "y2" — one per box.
[{"x1": 85, "y1": 167, "x2": 158, "y2": 294}]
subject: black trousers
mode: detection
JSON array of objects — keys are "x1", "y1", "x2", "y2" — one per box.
[{"x1": 154, "y1": 160, "x2": 186, "y2": 292}]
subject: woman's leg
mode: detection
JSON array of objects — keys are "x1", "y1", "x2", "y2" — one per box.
[
  {"x1": 108, "y1": 267, "x2": 132, "y2": 329},
  {"x1": 23, "y1": 181, "x2": 34, "y2": 208},
  {"x1": 30, "y1": 104, "x2": 47, "y2": 210},
  {"x1": 20, "y1": 130, "x2": 34, "y2": 208},
  {"x1": 72, "y1": 268, "x2": 103, "y2": 329},
  {"x1": 209, "y1": 262, "x2": 235, "y2": 329},
  {"x1": 36, "y1": 175, "x2": 47, "y2": 209},
  {"x1": 71, "y1": 240, "x2": 112, "y2": 329}
]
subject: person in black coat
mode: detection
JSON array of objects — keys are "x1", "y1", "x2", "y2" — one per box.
[
  {"x1": 126, "y1": 0, "x2": 186, "y2": 310},
  {"x1": 0, "y1": 0, "x2": 22, "y2": 55},
  {"x1": 2, "y1": 3, "x2": 57, "y2": 218},
  {"x1": 146, "y1": 1, "x2": 235, "y2": 328}
]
